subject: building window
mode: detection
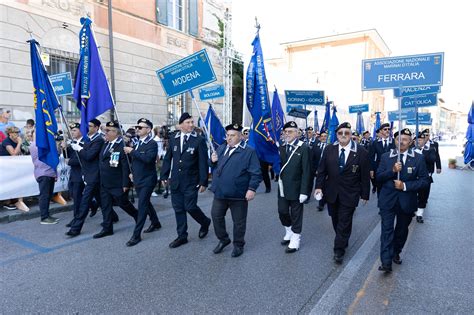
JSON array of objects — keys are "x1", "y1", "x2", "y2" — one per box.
[
  {"x1": 156, "y1": 0, "x2": 198, "y2": 36},
  {"x1": 45, "y1": 52, "x2": 80, "y2": 122},
  {"x1": 167, "y1": 94, "x2": 188, "y2": 125}
]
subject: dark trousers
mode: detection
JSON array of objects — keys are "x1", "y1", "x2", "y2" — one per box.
[
  {"x1": 70, "y1": 182, "x2": 100, "y2": 232},
  {"x1": 370, "y1": 177, "x2": 377, "y2": 191},
  {"x1": 101, "y1": 187, "x2": 138, "y2": 232},
  {"x1": 278, "y1": 196, "x2": 304, "y2": 233},
  {"x1": 327, "y1": 199, "x2": 356, "y2": 255},
  {"x1": 318, "y1": 195, "x2": 327, "y2": 209},
  {"x1": 417, "y1": 181, "x2": 432, "y2": 209},
  {"x1": 69, "y1": 181, "x2": 85, "y2": 219},
  {"x1": 132, "y1": 185, "x2": 160, "y2": 239},
  {"x1": 260, "y1": 160, "x2": 271, "y2": 190},
  {"x1": 379, "y1": 202, "x2": 413, "y2": 266},
  {"x1": 171, "y1": 187, "x2": 210, "y2": 240},
  {"x1": 211, "y1": 198, "x2": 248, "y2": 248},
  {"x1": 37, "y1": 176, "x2": 55, "y2": 220}
]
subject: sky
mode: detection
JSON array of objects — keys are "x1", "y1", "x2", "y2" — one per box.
[{"x1": 230, "y1": 0, "x2": 474, "y2": 112}]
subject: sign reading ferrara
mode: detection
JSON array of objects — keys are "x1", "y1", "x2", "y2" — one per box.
[
  {"x1": 156, "y1": 49, "x2": 217, "y2": 98},
  {"x1": 362, "y1": 53, "x2": 444, "y2": 90}
]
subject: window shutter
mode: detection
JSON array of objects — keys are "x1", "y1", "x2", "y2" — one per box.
[
  {"x1": 188, "y1": 0, "x2": 198, "y2": 36},
  {"x1": 156, "y1": 0, "x2": 168, "y2": 25}
]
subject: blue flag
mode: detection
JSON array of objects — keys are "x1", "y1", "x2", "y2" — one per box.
[
  {"x1": 74, "y1": 17, "x2": 114, "y2": 137},
  {"x1": 356, "y1": 111, "x2": 364, "y2": 134},
  {"x1": 313, "y1": 110, "x2": 319, "y2": 132},
  {"x1": 271, "y1": 88, "x2": 285, "y2": 143},
  {"x1": 373, "y1": 112, "x2": 381, "y2": 138},
  {"x1": 328, "y1": 107, "x2": 340, "y2": 143},
  {"x1": 204, "y1": 104, "x2": 226, "y2": 150},
  {"x1": 246, "y1": 30, "x2": 280, "y2": 173},
  {"x1": 320, "y1": 101, "x2": 331, "y2": 133},
  {"x1": 28, "y1": 39, "x2": 60, "y2": 170}
]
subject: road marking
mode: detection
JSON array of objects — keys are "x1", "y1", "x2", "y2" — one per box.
[
  {"x1": 309, "y1": 222, "x2": 381, "y2": 314},
  {"x1": 0, "y1": 232, "x2": 51, "y2": 253}
]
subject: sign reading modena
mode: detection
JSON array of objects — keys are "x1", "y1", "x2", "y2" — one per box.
[
  {"x1": 156, "y1": 49, "x2": 217, "y2": 98},
  {"x1": 362, "y1": 53, "x2": 444, "y2": 90}
]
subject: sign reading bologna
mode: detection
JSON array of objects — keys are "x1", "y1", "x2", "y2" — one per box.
[
  {"x1": 401, "y1": 93, "x2": 438, "y2": 109},
  {"x1": 156, "y1": 49, "x2": 217, "y2": 98},
  {"x1": 285, "y1": 90, "x2": 325, "y2": 106},
  {"x1": 362, "y1": 52, "x2": 444, "y2": 90},
  {"x1": 49, "y1": 72, "x2": 73, "y2": 96},
  {"x1": 199, "y1": 84, "x2": 224, "y2": 101},
  {"x1": 348, "y1": 104, "x2": 369, "y2": 114}
]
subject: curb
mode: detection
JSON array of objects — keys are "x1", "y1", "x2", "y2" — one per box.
[{"x1": 0, "y1": 202, "x2": 73, "y2": 224}]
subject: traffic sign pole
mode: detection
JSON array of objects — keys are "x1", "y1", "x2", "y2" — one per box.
[
  {"x1": 189, "y1": 89, "x2": 215, "y2": 153},
  {"x1": 397, "y1": 91, "x2": 402, "y2": 180}
]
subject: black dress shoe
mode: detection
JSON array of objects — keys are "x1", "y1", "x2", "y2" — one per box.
[
  {"x1": 198, "y1": 221, "x2": 211, "y2": 239},
  {"x1": 213, "y1": 240, "x2": 231, "y2": 254},
  {"x1": 280, "y1": 239, "x2": 290, "y2": 246},
  {"x1": 93, "y1": 230, "x2": 114, "y2": 239},
  {"x1": 126, "y1": 238, "x2": 141, "y2": 247},
  {"x1": 65, "y1": 221, "x2": 72, "y2": 228},
  {"x1": 231, "y1": 247, "x2": 244, "y2": 257},
  {"x1": 285, "y1": 247, "x2": 298, "y2": 253},
  {"x1": 334, "y1": 252, "x2": 344, "y2": 264},
  {"x1": 163, "y1": 192, "x2": 169, "y2": 199},
  {"x1": 112, "y1": 216, "x2": 119, "y2": 223},
  {"x1": 265, "y1": 187, "x2": 271, "y2": 193},
  {"x1": 393, "y1": 254, "x2": 402, "y2": 265},
  {"x1": 416, "y1": 216, "x2": 424, "y2": 223},
  {"x1": 65, "y1": 230, "x2": 80, "y2": 237},
  {"x1": 378, "y1": 264, "x2": 392, "y2": 273},
  {"x1": 169, "y1": 238, "x2": 188, "y2": 248},
  {"x1": 317, "y1": 206, "x2": 324, "y2": 211},
  {"x1": 89, "y1": 208, "x2": 97, "y2": 218},
  {"x1": 143, "y1": 222, "x2": 162, "y2": 233}
]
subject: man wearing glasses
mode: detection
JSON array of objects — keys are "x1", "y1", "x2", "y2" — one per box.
[
  {"x1": 123, "y1": 118, "x2": 162, "y2": 246},
  {"x1": 277, "y1": 121, "x2": 312, "y2": 253},
  {"x1": 93, "y1": 121, "x2": 138, "y2": 239},
  {"x1": 315, "y1": 122, "x2": 370, "y2": 264},
  {"x1": 242, "y1": 127, "x2": 250, "y2": 143},
  {"x1": 369, "y1": 123, "x2": 395, "y2": 196}
]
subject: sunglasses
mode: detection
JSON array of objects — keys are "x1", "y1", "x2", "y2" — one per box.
[
  {"x1": 105, "y1": 129, "x2": 116, "y2": 133},
  {"x1": 337, "y1": 131, "x2": 351, "y2": 136},
  {"x1": 382, "y1": 128, "x2": 390, "y2": 131},
  {"x1": 135, "y1": 126, "x2": 148, "y2": 130},
  {"x1": 243, "y1": 132, "x2": 249, "y2": 135}
]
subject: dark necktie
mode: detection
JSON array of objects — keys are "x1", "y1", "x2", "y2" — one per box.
[
  {"x1": 339, "y1": 148, "x2": 345, "y2": 173},
  {"x1": 383, "y1": 140, "x2": 387, "y2": 150},
  {"x1": 286, "y1": 144, "x2": 293, "y2": 156},
  {"x1": 225, "y1": 146, "x2": 235, "y2": 157},
  {"x1": 184, "y1": 135, "x2": 189, "y2": 145}
]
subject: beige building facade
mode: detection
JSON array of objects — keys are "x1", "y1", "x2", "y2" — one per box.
[
  {"x1": 265, "y1": 29, "x2": 391, "y2": 130},
  {"x1": 0, "y1": 0, "x2": 229, "y2": 128}
]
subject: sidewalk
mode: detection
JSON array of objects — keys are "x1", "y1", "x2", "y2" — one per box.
[{"x1": 0, "y1": 201, "x2": 73, "y2": 223}]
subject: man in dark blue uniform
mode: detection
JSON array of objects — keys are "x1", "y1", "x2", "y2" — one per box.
[
  {"x1": 277, "y1": 121, "x2": 312, "y2": 253},
  {"x1": 311, "y1": 130, "x2": 328, "y2": 211},
  {"x1": 209, "y1": 124, "x2": 262, "y2": 257},
  {"x1": 423, "y1": 129, "x2": 442, "y2": 174},
  {"x1": 376, "y1": 128, "x2": 429, "y2": 272},
  {"x1": 360, "y1": 131, "x2": 371, "y2": 150},
  {"x1": 160, "y1": 112, "x2": 211, "y2": 248},
  {"x1": 64, "y1": 123, "x2": 85, "y2": 228},
  {"x1": 315, "y1": 122, "x2": 370, "y2": 263},
  {"x1": 93, "y1": 121, "x2": 138, "y2": 239},
  {"x1": 369, "y1": 123, "x2": 395, "y2": 196},
  {"x1": 123, "y1": 118, "x2": 162, "y2": 246},
  {"x1": 414, "y1": 132, "x2": 438, "y2": 223},
  {"x1": 66, "y1": 118, "x2": 105, "y2": 237}
]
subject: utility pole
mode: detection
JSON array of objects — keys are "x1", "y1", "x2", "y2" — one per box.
[{"x1": 108, "y1": 0, "x2": 116, "y2": 121}]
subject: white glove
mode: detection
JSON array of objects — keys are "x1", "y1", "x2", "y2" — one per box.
[
  {"x1": 71, "y1": 143, "x2": 83, "y2": 151},
  {"x1": 299, "y1": 194, "x2": 308, "y2": 203}
]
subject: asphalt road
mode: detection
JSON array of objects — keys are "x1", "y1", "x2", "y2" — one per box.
[{"x1": 1, "y1": 143, "x2": 472, "y2": 314}]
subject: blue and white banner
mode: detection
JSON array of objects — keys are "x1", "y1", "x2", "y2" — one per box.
[
  {"x1": 348, "y1": 103, "x2": 369, "y2": 114},
  {"x1": 406, "y1": 113, "x2": 432, "y2": 125},
  {"x1": 388, "y1": 108, "x2": 416, "y2": 121},
  {"x1": 401, "y1": 93, "x2": 438, "y2": 109},
  {"x1": 394, "y1": 85, "x2": 440, "y2": 98},
  {"x1": 285, "y1": 90, "x2": 325, "y2": 105},
  {"x1": 199, "y1": 84, "x2": 224, "y2": 100},
  {"x1": 49, "y1": 72, "x2": 73, "y2": 96}
]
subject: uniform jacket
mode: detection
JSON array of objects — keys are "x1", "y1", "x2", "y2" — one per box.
[
  {"x1": 160, "y1": 130, "x2": 209, "y2": 191},
  {"x1": 99, "y1": 138, "x2": 131, "y2": 191},
  {"x1": 209, "y1": 141, "x2": 262, "y2": 199},
  {"x1": 67, "y1": 138, "x2": 85, "y2": 183},
  {"x1": 130, "y1": 133, "x2": 158, "y2": 188},
  {"x1": 278, "y1": 140, "x2": 312, "y2": 200},
  {"x1": 369, "y1": 137, "x2": 395, "y2": 171},
  {"x1": 316, "y1": 141, "x2": 370, "y2": 207},
  {"x1": 78, "y1": 133, "x2": 104, "y2": 184},
  {"x1": 416, "y1": 144, "x2": 437, "y2": 175},
  {"x1": 429, "y1": 140, "x2": 441, "y2": 170},
  {"x1": 376, "y1": 148, "x2": 429, "y2": 213},
  {"x1": 311, "y1": 141, "x2": 328, "y2": 174}
]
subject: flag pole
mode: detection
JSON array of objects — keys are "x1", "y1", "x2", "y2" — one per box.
[
  {"x1": 189, "y1": 89, "x2": 215, "y2": 153},
  {"x1": 397, "y1": 85, "x2": 402, "y2": 180}
]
